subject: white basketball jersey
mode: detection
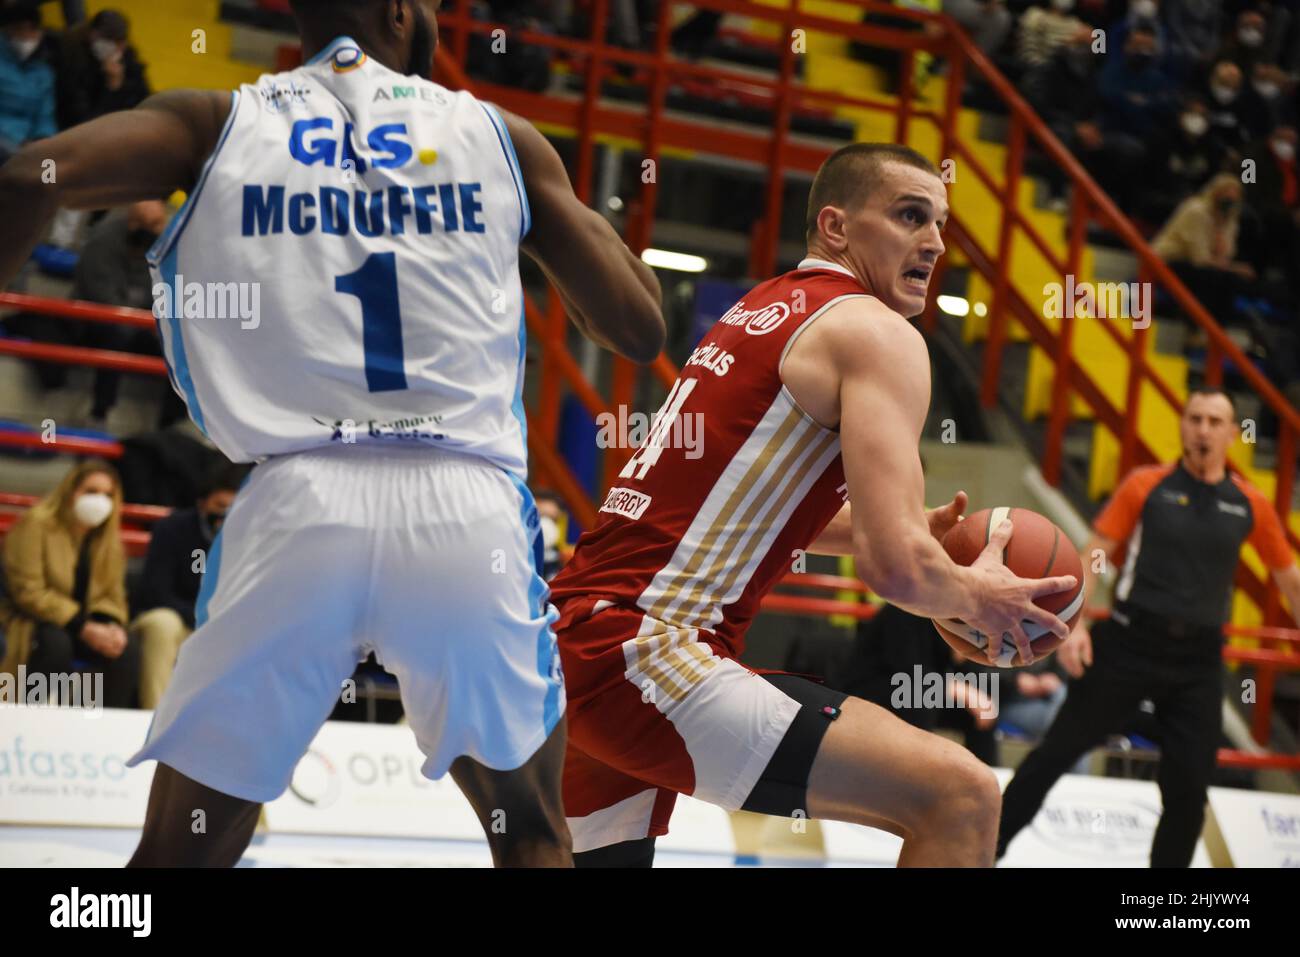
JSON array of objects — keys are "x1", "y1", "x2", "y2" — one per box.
[{"x1": 147, "y1": 36, "x2": 531, "y2": 476}]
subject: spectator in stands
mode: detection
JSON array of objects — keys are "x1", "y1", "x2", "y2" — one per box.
[
  {"x1": 0, "y1": 1, "x2": 55, "y2": 165},
  {"x1": 1099, "y1": 22, "x2": 1177, "y2": 132},
  {"x1": 1140, "y1": 95, "x2": 1223, "y2": 223},
  {"x1": 943, "y1": 0, "x2": 1014, "y2": 60},
  {"x1": 1202, "y1": 60, "x2": 1249, "y2": 156},
  {"x1": 0, "y1": 458, "x2": 137, "y2": 707},
  {"x1": 1220, "y1": 7, "x2": 1272, "y2": 76},
  {"x1": 1016, "y1": 0, "x2": 1091, "y2": 72},
  {"x1": 71, "y1": 199, "x2": 183, "y2": 426},
  {"x1": 1092, "y1": 24, "x2": 1175, "y2": 206},
  {"x1": 1152, "y1": 172, "x2": 1258, "y2": 331},
  {"x1": 54, "y1": 9, "x2": 150, "y2": 131},
  {"x1": 533, "y1": 489, "x2": 573, "y2": 580},
  {"x1": 131, "y1": 464, "x2": 245, "y2": 710},
  {"x1": 1107, "y1": 0, "x2": 1168, "y2": 61},
  {"x1": 1240, "y1": 62, "x2": 1293, "y2": 136},
  {"x1": 466, "y1": 1, "x2": 553, "y2": 91},
  {"x1": 1021, "y1": 30, "x2": 1121, "y2": 203},
  {"x1": 1162, "y1": 0, "x2": 1223, "y2": 76}
]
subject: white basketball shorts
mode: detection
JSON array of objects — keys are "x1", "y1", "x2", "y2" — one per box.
[{"x1": 127, "y1": 443, "x2": 564, "y2": 802}]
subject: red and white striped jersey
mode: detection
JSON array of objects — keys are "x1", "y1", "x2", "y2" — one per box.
[{"x1": 549, "y1": 259, "x2": 871, "y2": 656}]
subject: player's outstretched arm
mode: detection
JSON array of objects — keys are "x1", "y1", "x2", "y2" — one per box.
[
  {"x1": 500, "y1": 108, "x2": 666, "y2": 364},
  {"x1": 830, "y1": 299, "x2": 1074, "y2": 654},
  {"x1": 0, "y1": 89, "x2": 230, "y2": 286}
]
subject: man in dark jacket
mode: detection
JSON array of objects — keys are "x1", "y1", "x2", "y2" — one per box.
[
  {"x1": 131, "y1": 464, "x2": 246, "y2": 709},
  {"x1": 53, "y1": 8, "x2": 149, "y2": 130}
]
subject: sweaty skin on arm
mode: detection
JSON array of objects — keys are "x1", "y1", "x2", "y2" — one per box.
[
  {"x1": 805, "y1": 298, "x2": 1073, "y2": 660},
  {"x1": 0, "y1": 89, "x2": 230, "y2": 284},
  {"x1": 501, "y1": 108, "x2": 665, "y2": 364},
  {"x1": 826, "y1": 300, "x2": 988, "y2": 621}
]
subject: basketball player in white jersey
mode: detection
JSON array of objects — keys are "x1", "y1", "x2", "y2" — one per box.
[{"x1": 0, "y1": 0, "x2": 665, "y2": 866}]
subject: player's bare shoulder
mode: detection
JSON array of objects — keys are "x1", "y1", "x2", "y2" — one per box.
[
  {"x1": 782, "y1": 295, "x2": 926, "y2": 430},
  {"x1": 135, "y1": 88, "x2": 234, "y2": 186}
]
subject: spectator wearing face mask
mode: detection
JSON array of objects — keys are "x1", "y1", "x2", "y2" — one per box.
[
  {"x1": 0, "y1": 459, "x2": 136, "y2": 707},
  {"x1": 1221, "y1": 8, "x2": 1273, "y2": 77},
  {"x1": 1203, "y1": 59, "x2": 1249, "y2": 156},
  {"x1": 1016, "y1": 0, "x2": 1092, "y2": 72},
  {"x1": 1152, "y1": 172, "x2": 1259, "y2": 334},
  {"x1": 53, "y1": 8, "x2": 149, "y2": 131},
  {"x1": 1142, "y1": 96, "x2": 1223, "y2": 222},
  {"x1": 0, "y1": 2, "x2": 55, "y2": 164},
  {"x1": 1238, "y1": 62, "x2": 1293, "y2": 139},
  {"x1": 131, "y1": 464, "x2": 247, "y2": 710}
]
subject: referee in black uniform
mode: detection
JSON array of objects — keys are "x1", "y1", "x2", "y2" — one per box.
[{"x1": 997, "y1": 387, "x2": 1300, "y2": 867}]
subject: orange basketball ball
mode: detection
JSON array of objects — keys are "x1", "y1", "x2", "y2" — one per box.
[{"x1": 931, "y1": 506, "x2": 1083, "y2": 667}]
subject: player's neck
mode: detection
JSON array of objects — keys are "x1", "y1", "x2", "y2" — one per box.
[
  {"x1": 299, "y1": 28, "x2": 405, "y2": 74},
  {"x1": 803, "y1": 246, "x2": 867, "y2": 289}
]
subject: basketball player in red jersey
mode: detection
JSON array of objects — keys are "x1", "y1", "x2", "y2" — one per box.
[{"x1": 547, "y1": 144, "x2": 1078, "y2": 867}]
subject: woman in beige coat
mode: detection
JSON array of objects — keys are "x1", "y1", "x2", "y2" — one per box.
[{"x1": 0, "y1": 458, "x2": 136, "y2": 706}]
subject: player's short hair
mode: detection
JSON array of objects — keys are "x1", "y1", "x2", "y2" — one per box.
[
  {"x1": 1186, "y1": 385, "x2": 1237, "y2": 419},
  {"x1": 805, "y1": 143, "x2": 940, "y2": 239}
]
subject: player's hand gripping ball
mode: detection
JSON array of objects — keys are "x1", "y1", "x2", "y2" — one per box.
[{"x1": 931, "y1": 507, "x2": 1083, "y2": 667}]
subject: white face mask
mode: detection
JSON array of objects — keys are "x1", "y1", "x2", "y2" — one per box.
[
  {"x1": 73, "y1": 492, "x2": 114, "y2": 528},
  {"x1": 91, "y1": 38, "x2": 119, "y2": 62},
  {"x1": 1238, "y1": 27, "x2": 1264, "y2": 48},
  {"x1": 9, "y1": 36, "x2": 40, "y2": 60},
  {"x1": 1211, "y1": 83, "x2": 1238, "y2": 104},
  {"x1": 1051, "y1": 0, "x2": 1075, "y2": 11},
  {"x1": 1132, "y1": 0, "x2": 1157, "y2": 20},
  {"x1": 1254, "y1": 80, "x2": 1280, "y2": 99},
  {"x1": 1182, "y1": 113, "x2": 1209, "y2": 137},
  {"x1": 1273, "y1": 139, "x2": 1296, "y2": 161}
]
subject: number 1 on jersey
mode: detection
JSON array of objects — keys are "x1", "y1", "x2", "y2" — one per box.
[{"x1": 336, "y1": 252, "x2": 407, "y2": 393}]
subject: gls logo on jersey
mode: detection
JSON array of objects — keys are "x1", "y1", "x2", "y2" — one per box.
[{"x1": 290, "y1": 117, "x2": 414, "y2": 174}]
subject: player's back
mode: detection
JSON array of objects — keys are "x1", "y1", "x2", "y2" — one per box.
[
  {"x1": 550, "y1": 259, "x2": 871, "y2": 653},
  {"x1": 149, "y1": 36, "x2": 530, "y2": 474}
]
